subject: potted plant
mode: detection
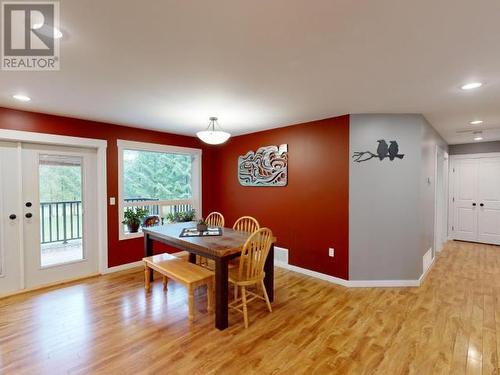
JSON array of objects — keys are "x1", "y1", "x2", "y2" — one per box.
[
  {"x1": 122, "y1": 207, "x2": 149, "y2": 233},
  {"x1": 165, "y1": 209, "x2": 196, "y2": 223},
  {"x1": 196, "y1": 219, "x2": 208, "y2": 232}
]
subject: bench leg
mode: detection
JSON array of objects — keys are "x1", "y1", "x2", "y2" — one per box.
[
  {"x1": 144, "y1": 265, "x2": 151, "y2": 292},
  {"x1": 162, "y1": 276, "x2": 168, "y2": 291},
  {"x1": 188, "y1": 284, "x2": 194, "y2": 321},
  {"x1": 207, "y1": 279, "x2": 213, "y2": 312}
]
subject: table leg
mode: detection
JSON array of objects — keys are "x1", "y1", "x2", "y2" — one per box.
[
  {"x1": 144, "y1": 234, "x2": 154, "y2": 282},
  {"x1": 264, "y1": 243, "x2": 274, "y2": 302},
  {"x1": 214, "y1": 257, "x2": 229, "y2": 330},
  {"x1": 188, "y1": 252, "x2": 196, "y2": 264}
]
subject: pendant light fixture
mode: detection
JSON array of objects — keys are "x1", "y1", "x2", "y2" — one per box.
[{"x1": 196, "y1": 117, "x2": 231, "y2": 145}]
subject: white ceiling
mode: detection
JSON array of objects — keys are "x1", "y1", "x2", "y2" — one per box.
[{"x1": 1, "y1": 0, "x2": 500, "y2": 145}]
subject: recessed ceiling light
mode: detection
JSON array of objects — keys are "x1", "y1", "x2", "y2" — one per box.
[
  {"x1": 461, "y1": 82, "x2": 483, "y2": 90},
  {"x1": 469, "y1": 120, "x2": 483, "y2": 125},
  {"x1": 54, "y1": 28, "x2": 63, "y2": 39},
  {"x1": 474, "y1": 136, "x2": 483, "y2": 141},
  {"x1": 13, "y1": 94, "x2": 31, "y2": 102}
]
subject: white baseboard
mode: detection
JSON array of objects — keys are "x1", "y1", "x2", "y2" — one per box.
[
  {"x1": 103, "y1": 251, "x2": 187, "y2": 274},
  {"x1": 347, "y1": 279, "x2": 420, "y2": 287},
  {"x1": 423, "y1": 247, "x2": 433, "y2": 274},
  {"x1": 105, "y1": 248, "x2": 428, "y2": 288},
  {"x1": 274, "y1": 247, "x2": 421, "y2": 288},
  {"x1": 276, "y1": 261, "x2": 349, "y2": 287},
  {"x1": 103, "y1": 260, "x2": 143, "y2": 274},
  {"x1": 419, "y1": 250, "x2": 436, "y2": 284}
]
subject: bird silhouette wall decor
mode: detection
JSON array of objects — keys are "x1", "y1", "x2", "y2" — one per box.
[{"x1": 352, "y1": 140, "x2": 405, "y2": 163}]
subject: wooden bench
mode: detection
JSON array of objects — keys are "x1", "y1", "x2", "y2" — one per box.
[{"x1": 143, "y1": 253, "x2": 214, "y2": 321}]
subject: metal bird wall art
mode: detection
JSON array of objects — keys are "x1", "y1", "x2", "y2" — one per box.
[{"x1": 352, "y1": 140, "x2": 405, "y2": 163}]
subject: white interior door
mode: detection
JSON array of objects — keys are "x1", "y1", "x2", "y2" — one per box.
[
  {"x1": 0, "y1": 142, "x2": 22, "y2": 295},
  {"x1": 22, "y1": 144, "x2": 99, "y2": 288},
  {"x1": 453, "y1": 158, "x2": 478, "y2": 242},
  {"x1": 477, "y1": 157, "x2": 500, "y2": 244}
]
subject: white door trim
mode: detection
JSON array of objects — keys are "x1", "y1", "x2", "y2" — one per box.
[
  {"x1": 0, "y1": 129, "x2": 108, "y2": 274},
  {"x1": 434, "y1": 146, "x2": 448, "y2": 253}
]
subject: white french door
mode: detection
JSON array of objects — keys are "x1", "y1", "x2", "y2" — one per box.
[
  {"x1": 0, "y1": 142, "x2": 99, "y2": 295},
  {"x1": 0, "y1": 142, "x2": 22, "y2": 294},
  {"x1": 451, "y1": 154, "x2": 500, "y2": 245}
]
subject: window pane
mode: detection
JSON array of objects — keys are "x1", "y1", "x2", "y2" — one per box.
[
  {"x1": 39, "y1": 155, "x2": 84, "y2": 267},
  {"x1": 123, "y1": 150, "x2": 192, "y2": 201}
]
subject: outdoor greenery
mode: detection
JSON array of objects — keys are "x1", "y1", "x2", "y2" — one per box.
[
  {"x1": 40, "y1": 165, "x2": 82, "y2": 202},
  {"x1": 123, "y1": 149, "x2": 192, "y2": 200}
]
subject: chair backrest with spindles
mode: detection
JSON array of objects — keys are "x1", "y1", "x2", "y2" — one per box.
[
  {"x1": 206, "y1": 212, "x2": 225, "y2": 227},
  {"x1": 233, "y1": 216, "x2": 260, "y2": 234},
  {"x1": 238, "y1": 228, "x2": 273, "y2": 283}
]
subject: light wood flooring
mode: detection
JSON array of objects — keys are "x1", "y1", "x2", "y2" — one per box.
[{"x1": 1, "y1": 241, "x2": 499, "y2": 374}]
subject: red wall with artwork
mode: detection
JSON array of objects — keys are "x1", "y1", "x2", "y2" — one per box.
[
  {"x1": 0, "y1": 107, "x2": 216, "y2": 267},
  {"x1": 205, "y1": 116, "x2": 349, "y2": 279},
  {"x1": 0, "y1": 107, "x2": 349, "y2": 278}
]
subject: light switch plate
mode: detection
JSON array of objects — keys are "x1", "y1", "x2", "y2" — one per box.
[{"x1": 109, "y1": 197, "x2": 116, "y2": 205}]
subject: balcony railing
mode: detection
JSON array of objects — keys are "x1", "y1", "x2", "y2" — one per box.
[
  {"x1": 40, "y1": 200, "x2": 82, "y2": 244},
  {"x1": 41, "y1": 198, "x2": 193, "y2": 244}
]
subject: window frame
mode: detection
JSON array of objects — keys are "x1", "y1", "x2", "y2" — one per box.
[{"x1": 117, "y1": 140, "x2": 202, "y2": 240}]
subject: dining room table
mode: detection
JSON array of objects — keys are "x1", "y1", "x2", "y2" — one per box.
[{"x1": 143, "y1": 221, "x2": 275, "y2": 330}]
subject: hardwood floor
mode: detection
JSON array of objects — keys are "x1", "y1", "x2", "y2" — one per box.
[{"x1": 1, "y1": 241, "x2": 499, "y2": 374}]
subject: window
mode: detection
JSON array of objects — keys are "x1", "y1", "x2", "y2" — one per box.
[{"x1": 117, "y1": 140, "x2": 202, "y2": 239}]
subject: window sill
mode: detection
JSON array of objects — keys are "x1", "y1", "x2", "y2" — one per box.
[{"x1": 119, "y1": 231, "x2": 144, "y2": 241}]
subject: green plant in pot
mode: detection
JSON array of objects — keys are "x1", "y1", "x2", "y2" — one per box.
[
  {"x1": 165, "y1": 209, "x2": 196, "y2": 223},
  {"x1": 196, "y1": 219, "x2": 208, "y2": 232},
  {"x1": 122, "y1": 207, "x2": 149, "y2": 233}
]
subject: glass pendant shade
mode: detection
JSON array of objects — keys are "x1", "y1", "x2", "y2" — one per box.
[{"x1": 197, "y1": 117, "x2": 231, "y2": 145}]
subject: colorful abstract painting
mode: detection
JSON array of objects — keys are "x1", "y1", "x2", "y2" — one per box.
[{"x1": 238, "y1": 144, "x2": 288, "y2": 186}]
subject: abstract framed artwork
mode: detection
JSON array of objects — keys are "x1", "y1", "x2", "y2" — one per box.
[{"x1": 238, "y1": 144, "x2": 288, "y2": 186}]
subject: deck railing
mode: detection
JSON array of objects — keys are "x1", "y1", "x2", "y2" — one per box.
[
  {"x1": 40, "y1": 200, "x2": 82, "y2": 244},
  {"x1": 41, "y1": 198, "x2": 192, "y2": 244}
]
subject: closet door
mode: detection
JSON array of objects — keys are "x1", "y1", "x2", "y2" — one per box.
[
  {"x1": 477, "y1": 157, "x2": 500, "y2": 245},
  {"x1": 452, "y1": 158, "x2": 478, "y2": 242}
]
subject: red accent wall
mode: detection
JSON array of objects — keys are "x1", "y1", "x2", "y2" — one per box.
[
  {"x1": 0, "y1": 107, "x2": 349, "y2": 278},
  {"x1": 206, "y1": 116, "x2": 349, "y2": 279},
  {"x1": 0, "y1": 107, "x2": 216, "y2": 267}
]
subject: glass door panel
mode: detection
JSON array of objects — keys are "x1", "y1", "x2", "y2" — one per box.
[{"x1": 39, "y1": 155, "x2": 84, "y2": 267}]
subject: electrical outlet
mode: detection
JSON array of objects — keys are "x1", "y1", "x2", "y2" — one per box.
[{"x1": 328, "y1": 248, "x2": 335, "y2": 257}]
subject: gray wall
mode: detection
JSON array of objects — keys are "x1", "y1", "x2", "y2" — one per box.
[
  {"x1": 349, "y1": 114, "x2": 422, "y2": 280},
  {"x1": 449, "y1": 141, "x2": 500, "y2": 155},
  {"x1": 349, "y1": 114, "x2": 447, "y2": 281}
]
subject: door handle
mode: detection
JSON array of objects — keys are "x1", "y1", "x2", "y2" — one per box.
[
  {"x1": 480, "y1": 203, "x2": 484, "y2": 207},
  {"x1": 9, "y1": 214, "x2": 16, "y2": 220},
  {"x1": 25, "y1": 213, "x2": 33, "y2": 218},
  {"x1": 472, "y1": 203, "x2": 476, "y2": 206}
]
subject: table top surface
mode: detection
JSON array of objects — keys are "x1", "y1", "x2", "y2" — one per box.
[{"x1": 143, "y1": 222, "x2": 254, "y2": 258}]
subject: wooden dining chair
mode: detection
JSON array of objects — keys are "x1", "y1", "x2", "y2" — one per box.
[
  {"x1": 231, "y1": 216, "x2": 260, "y2": 296},
  {"x1": 228, "y1": 228, "x2": 273, "y2": 328},
  {"x1": 232, "y1": 216, "x2": 259, "y2": 234},
  {"x1": 206, "y1": 211, "x2": 225, "y2": 228},
  {"x1": 198, "y1": 212, "x2": 225, "y2": 268}
]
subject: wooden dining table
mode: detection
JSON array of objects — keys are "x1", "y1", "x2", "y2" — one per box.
[{"x1": 143, "y1": 222, "x2": 275, "y2": 330}]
